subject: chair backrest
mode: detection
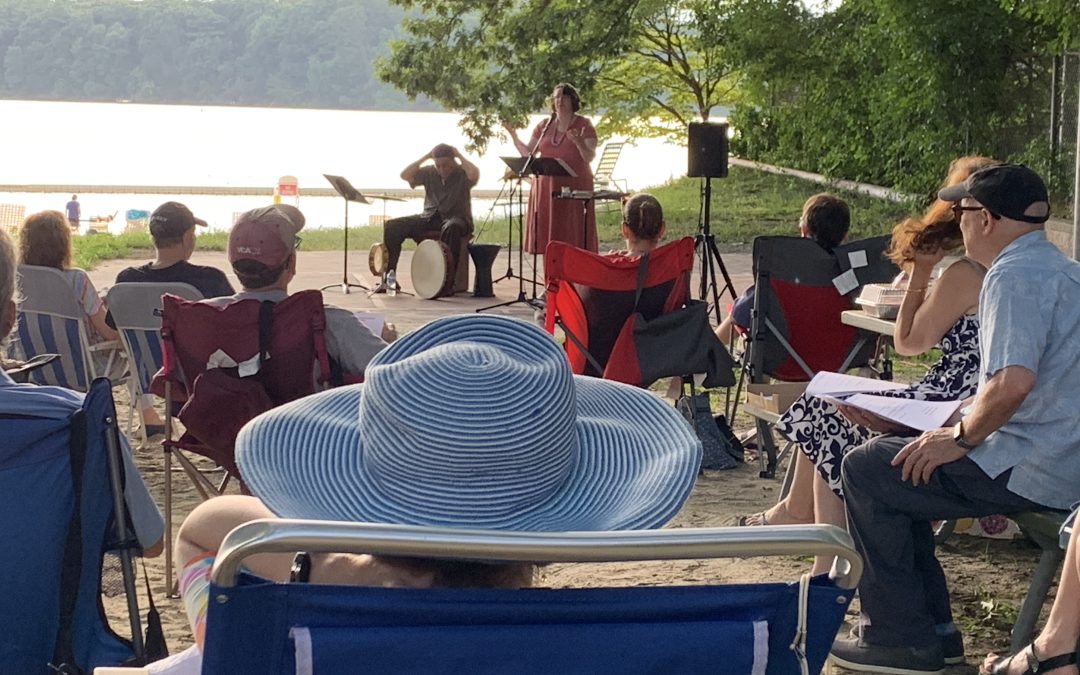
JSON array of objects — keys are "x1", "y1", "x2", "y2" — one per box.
[
  {"x1": 0, "y1": 379, "x2": 141, "y2": 672},
  {"x1": 545, "y1": 238, "x2": 694, "y2": 378},
  {"x1": 747, "y1": 235, "x2": 898, "y2": 382},
  {"x1": 593, "y1": 141, "x2": 625, "y2": 188},
  {"x1": 155, "y1": 290, "x2": 332, "y2": 475},
  {"x1": 10, "y1": 264, "x2": 96, "y2": 391},
  {"x1": 107, "y1": 282, "x2": 203, "y2": 397},
  {"x1": 202, "y1": 520, "x2": 861, "y2": 675}
]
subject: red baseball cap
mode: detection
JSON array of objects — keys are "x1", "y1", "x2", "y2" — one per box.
[{"x1": 228, "y1": 205, "x2": 305, "y2": 268}]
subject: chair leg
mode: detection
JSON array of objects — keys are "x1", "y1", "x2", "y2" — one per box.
[
  {"x1": 172, "y1": 451, "x2": 221, "y2": 500},
  {"x1": 1010, "y1": 548, "x2": 1065, "y2": 653},
  {"x1": 756, "y1": 418, "x2": 779, "y2": 479},
  {"x1": 164, "y1": 447, "x2": 177, "y2": 598},
  {"x1": 777, "y1": 443, "x2": 798, "y2": 501}
]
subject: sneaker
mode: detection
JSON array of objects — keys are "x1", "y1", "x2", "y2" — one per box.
[
  {"x1": 829, "y1": 637, "x2": 945, "y2": 675},
  {"x1": 385, "y1": 270, "x2": 398, "y2": 296},
  {"x1": 848, "y1": 626, "x2": 963, "y2": 666},
  {"x1": 939, "y1": 630, "x2": 964, "y2": 665}
]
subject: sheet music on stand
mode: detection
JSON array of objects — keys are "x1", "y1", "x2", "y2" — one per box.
[
  {"x1": 323, "y1": 174, "x2": 370, "y2": 204},
  {"x1": 501, "y1": 156, "x2": 577, "y2": 179}
]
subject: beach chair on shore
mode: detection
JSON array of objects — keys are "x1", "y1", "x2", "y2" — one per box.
[
  {"x1": 10, "y1": 264, "x2": 126, "y2": 392},
  {"x1": 200, "y1": 520, "x2": 861, "y2": 674},
  {"x1": 106, "y1": 282, "x2": 203, "y2": 444}
]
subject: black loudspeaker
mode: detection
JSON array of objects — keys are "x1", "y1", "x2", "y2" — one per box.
[{"x1": 687, "y1": 122, "x2": 729, "y2": 178}]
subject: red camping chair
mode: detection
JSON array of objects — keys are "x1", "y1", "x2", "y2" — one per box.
[
  {"x1": 741, "y1": 235, "x2": 898, "y2": 478},
  {"x1": 545, "y1": 237, "x2": 727, "y2": 387},
  {"x1": 150, "y1": 290, "x2": 331, "y2": 594}
]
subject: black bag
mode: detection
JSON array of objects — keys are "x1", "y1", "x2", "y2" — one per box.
[
  {"x1": 604, "y1": 253, "x2": 736, "y2": 388},
  {"x1": 676, "y1": 393, "x2": 738, "y2": 471}
]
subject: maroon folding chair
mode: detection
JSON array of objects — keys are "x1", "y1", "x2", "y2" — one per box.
[{"x1": 150, "y1": 290, "x2": 331, "y2": 593}]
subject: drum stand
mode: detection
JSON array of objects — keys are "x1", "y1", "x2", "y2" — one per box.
[{"x1": 321, "y1": 174, "x2": 371, "y2": 295}]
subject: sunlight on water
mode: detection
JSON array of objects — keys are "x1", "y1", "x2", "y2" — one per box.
[{"x1": 1, "y1": 100, "x2": 688, "y2": 232}]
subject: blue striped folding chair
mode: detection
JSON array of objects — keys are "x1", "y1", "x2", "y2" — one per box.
[
  {"x1": 106, "y1": 282, "x2": 203, "y2": 443},
  {"x1": 9, "y1": 264, "x2": 125, "y2": 392},
  {"x1": 202, "y1": 521, "x2": 862, "y2": 675}
]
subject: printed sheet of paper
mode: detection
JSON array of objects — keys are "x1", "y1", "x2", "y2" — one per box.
[
  {"x1": 805, "y1": 371, "x2": 906, "y2": 398},
  {"x1": 832, "y1": 269, "x2": 859, "y2": 295},
  {"x1": 820, "y1": 394, "x2": 962, "y2": 432},
  {"x1": 354, "y1": 312, "x2": 385, "y2": 338}
]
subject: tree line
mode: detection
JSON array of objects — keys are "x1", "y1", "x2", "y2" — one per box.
[
  {"x1": 378, "y1": 0, "x2": 1079, "y2": 197},
  {"x1": 0, "y1": 0, "x2": 432, "y2": 111}
]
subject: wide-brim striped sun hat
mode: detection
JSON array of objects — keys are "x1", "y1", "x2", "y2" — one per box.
[{"x1": 236, "y1": 314, "x2": 701, "y2": 531}]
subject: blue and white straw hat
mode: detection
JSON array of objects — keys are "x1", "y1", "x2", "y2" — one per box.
[{"x1": 236, "y1": 314, "x2": 701, "y2": 531}]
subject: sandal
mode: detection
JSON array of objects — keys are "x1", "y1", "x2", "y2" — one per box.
[
  {"x1": 984, "y1": 643, "x2": 1077, "y2": 675},
  {"x1": 737, "y1": 512, "x2": 769, "y2": 527}
]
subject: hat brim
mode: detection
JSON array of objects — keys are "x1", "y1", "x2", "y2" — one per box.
[
  {"x1": 237, "y1": 378, "x2": 701, "y2": 532},
  {"x1": 936, "y1": 184, "x2": 970, "y2": 203},
  {"x1": 193, "y1": 217, "x2": 208, "y2": 227}
]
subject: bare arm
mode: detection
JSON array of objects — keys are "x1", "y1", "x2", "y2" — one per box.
[
  {"x1": 893, "y1": 254, "x2": 982, "y2": 356},
  {"x1": 454, "y1": 147, "x2": 480, "y2": 186},
  {"x1": 568, "y1": 123, "x2": 597, "y2": 164},
  {"x1": 400, "y1": 151, "x2": 432, "y2": 185},
  {"x1": 891, "y1": 365, "x2": 1035, "y2": 485},
  {"x1": 89, "y1": 304, "x2": 119, "y2": 341},
  {"x1": 502, "y1": 122, "x2": 531, "y2": 156}
]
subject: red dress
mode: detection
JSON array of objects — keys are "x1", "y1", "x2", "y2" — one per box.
[{"x1": 524, "y1": 115, "x2": 598, "y2": 254}]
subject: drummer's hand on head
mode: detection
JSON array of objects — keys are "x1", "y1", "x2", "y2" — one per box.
[{"x1": 381, "y1": 322, "x2": 398, "y2": 343}]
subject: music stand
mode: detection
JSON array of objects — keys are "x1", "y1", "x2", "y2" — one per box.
[
  {"x1": 322, "y1": 174, "x2": 370, "y2": 295},
  {"x1": 478, "y1": 156, "x2": 574, "y2": 313}
]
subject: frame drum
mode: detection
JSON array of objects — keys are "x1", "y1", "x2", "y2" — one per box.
[
  {"x1": 411, "y1": 239, "x2": 454, "y2": 299},
  {"x1": 368, "y1": 243, "x2": 389, "y2": 277}
]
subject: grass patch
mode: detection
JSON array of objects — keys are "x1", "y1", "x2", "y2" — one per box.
[{"x1": 72, "y1": 165, "x2": 921, "y2": 269}]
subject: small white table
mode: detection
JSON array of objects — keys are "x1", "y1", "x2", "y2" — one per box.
[{"x1": 841, "y1": 310, "x2": 896, "y2": 379}]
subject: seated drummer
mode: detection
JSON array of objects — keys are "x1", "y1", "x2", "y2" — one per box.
[{"x1": 376, "y1": 143, "x2": 479, "y2": 293}]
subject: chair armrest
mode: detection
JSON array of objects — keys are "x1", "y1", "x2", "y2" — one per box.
[{"x1": 88, "y1": 339, "x2": 123, "y2": 354}]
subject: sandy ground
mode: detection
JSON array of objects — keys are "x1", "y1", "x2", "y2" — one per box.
[{"x1": 90, "y1": 248, "x2": 1052, "y2": 672}]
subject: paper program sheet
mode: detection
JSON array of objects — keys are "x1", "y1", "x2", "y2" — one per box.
[{"x1": 806, "y1": 371, "x2": 960, "y2": 431}]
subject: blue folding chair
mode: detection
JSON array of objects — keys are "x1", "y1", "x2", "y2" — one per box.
[
  {"x1": 0, "y1": 378, "x2": 148, "y2": 672},
  {"x1": 10, "y1": 264, "x2": 125, "y2": 392},
  {"x1": 106, "y1": 282, "x2": 203, "y2": 442},
  {"x1": 203, "y1": 521, "x2": 861, "y2": 675}
]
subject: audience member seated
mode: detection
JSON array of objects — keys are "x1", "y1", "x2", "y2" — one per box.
[
  {"x1": 981, "y1": 507, "x2": 1078, "y2": 674},
  {"x1": 147, "y1": 314, "x2": 700, "y2": 674},
  {"x1": 18, "y1": 210, "x2": 125, "y2": 378},
  {"x1": 740, "y1": 157, "x2": 996, "y2": 561},
  {"x1": 829, "y1": 164, "x2": 1080, "y2": 675},
  {"x1": 714, "y1": 193, "x2": 850, "y2": 345},
  {"x1": 205, "y1": 204, "x2": 394, "y2": 380},
  {"x1": 613, "y1": 192, "x2": 666, "y2": 257},
  {"x1": 112, "y1": 201, "x2": 235, "y2": 435},
  {"x1": 376, "y1": 143, "x2": 479, "y2": 293},
  {"x1": 0, "y1": 226, "x2": 164, "y2": 557}
]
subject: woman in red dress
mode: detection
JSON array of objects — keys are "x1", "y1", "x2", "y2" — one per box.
[{"x1": 504, "y1": 83, "x2": 598, "y2": 255}]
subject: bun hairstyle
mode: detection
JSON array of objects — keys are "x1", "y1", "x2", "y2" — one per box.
[
  {"x1": 887, "y1": 155, "x2": 999, "y2": 267},
  {"x1": 550, "y1": 83, "x2": 582, "y2": 113},
  {"x1": 623, "y1": 193, "x2": 664, "y2": 242}
]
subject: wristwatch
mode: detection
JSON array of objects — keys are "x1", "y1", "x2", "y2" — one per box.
[{"x1": 952, "y1": 420, "x2": 977, "y2": 451}]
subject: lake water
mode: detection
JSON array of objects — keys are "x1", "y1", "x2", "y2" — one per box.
[{"x1": 0, "y1": 99, "x2": 689, "y2": 236}]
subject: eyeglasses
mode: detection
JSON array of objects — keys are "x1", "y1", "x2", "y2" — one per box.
[
  {"x1": 294, "y1": 235, "x2": 302, "y2": 250},
  {"x1": 951, "y1": 204, "x2": 984, "y2": 221}
]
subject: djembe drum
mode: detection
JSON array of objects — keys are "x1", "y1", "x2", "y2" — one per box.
[{"x1": 468, "y1": 244, "x2": 501, "y2": 298}]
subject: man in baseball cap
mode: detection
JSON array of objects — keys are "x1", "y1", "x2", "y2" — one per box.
[
  {"x1": 831, "y1": 163, "x2": 1080, "y2": 675},
  {"x1": 114, "y1": 201, "x2": 236, "y2": 436},
  {"x1": 207, "y1": 204, "x2": 390, "y2": 379}
]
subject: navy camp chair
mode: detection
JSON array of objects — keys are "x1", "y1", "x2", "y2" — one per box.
[
  {"x1": 202, "y1": 521, "x2": 861, "y2": 675},
  {"x1": 0, "y1": 378, "x2": 148, "y2": 672}
]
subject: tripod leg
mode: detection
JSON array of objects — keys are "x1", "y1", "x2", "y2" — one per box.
[{"x1": 708, "y1": 236, "x2": 738, "y2": 302}]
